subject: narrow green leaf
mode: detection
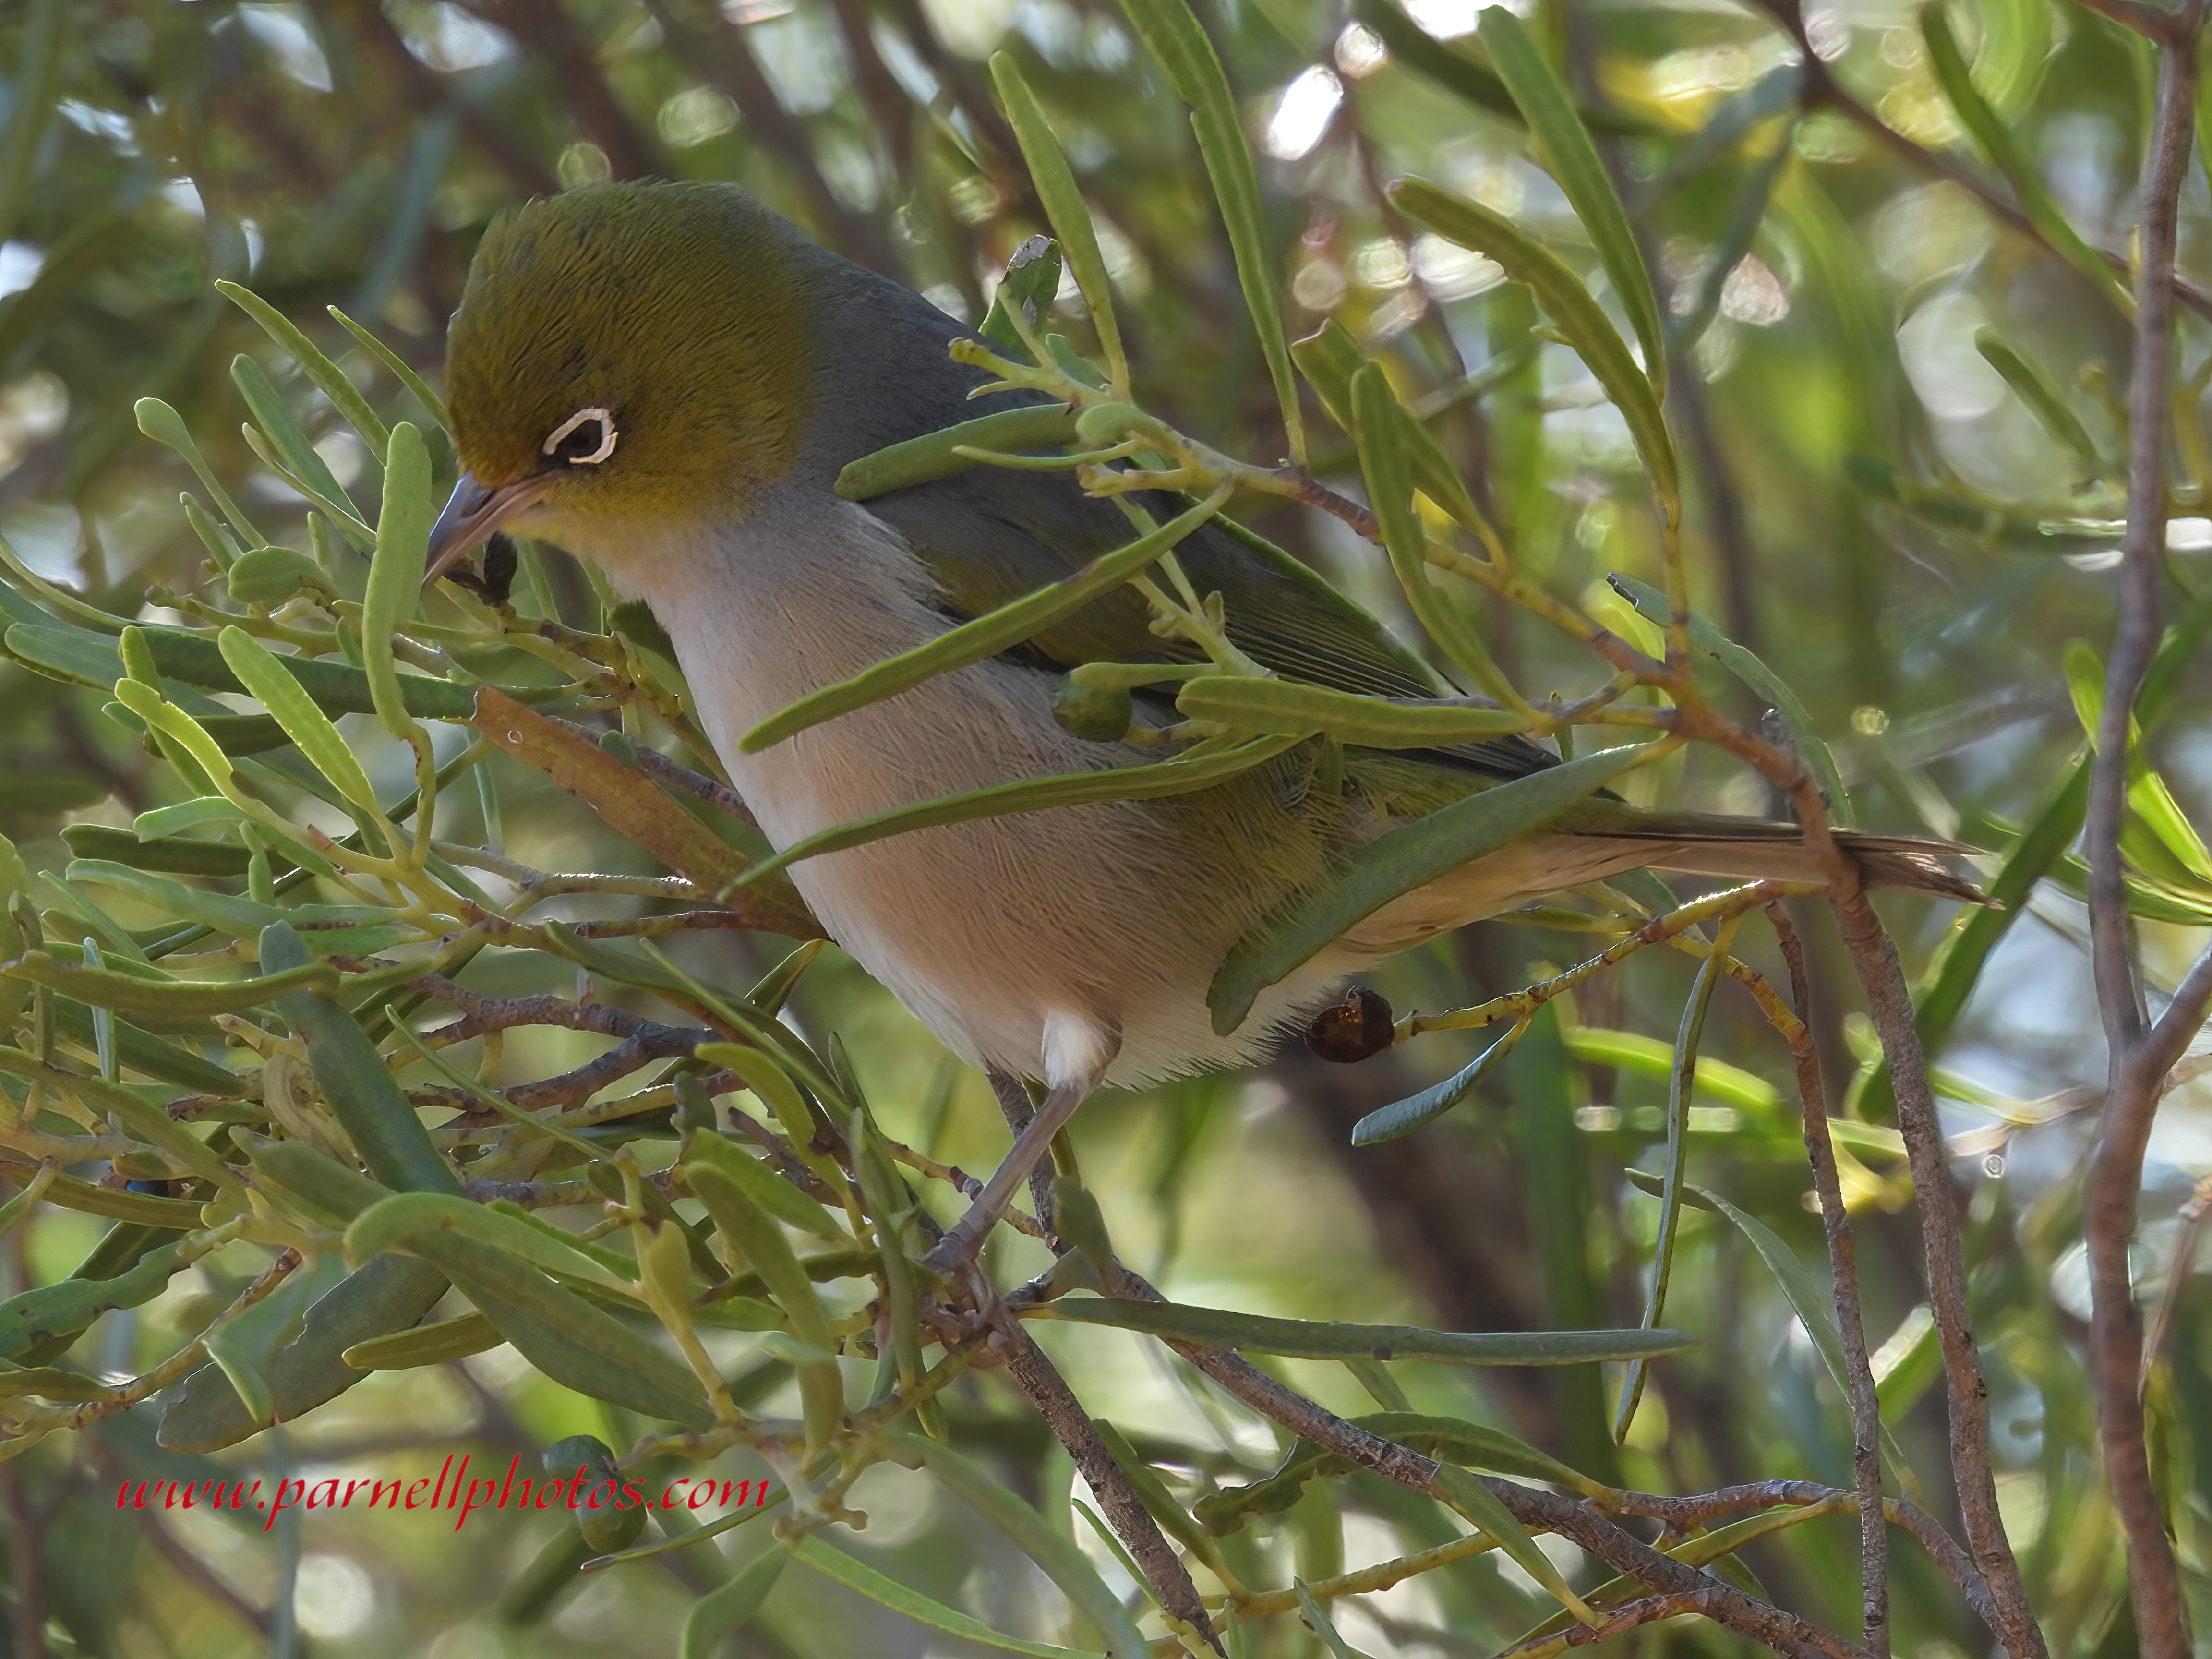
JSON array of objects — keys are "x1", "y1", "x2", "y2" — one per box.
[
  {"x1": 157, "y1": 1256, "x2": 450, "y2": 1452},
  {"x1": 1607, "y1": 573, "x2": 1850, "y2": 822},
  {"x1": 687, "y1": 1161, "x2": 842, "y2": 1457},
  {"x1": 341, "y1": 1311, "x2": 499, "y2": 1370},
  {"x1": 328, "y1": 304, "x2": 448, "y2": 435},
  {"x1": 1118, "y1": 0, "x2": 1303, "y2": 462},
  {"x1": 991, "y1": 54, "x2": 1128, "y2": 391},
  {"x1": 65, "y1": 860, "x2": 403, "y2": 953},
  {"x1": 204, "y1": 1266, "x2": 323, "y2": 1425},
  {"x1": 1349, "y1": 0, "x2": 1653, "y2": 137},
  {"x1": 1392, "y1": 178, "x2": 1677, "y2": 517},
  {"x1": 408, "y1": 1229, "x2": 713, "y2": 1425},
  {"x1": 229, "y1": 353, "x2": 361, "y2": 519},
  {"x1": 1092, "y1": 1419, "x2": 1241, "y2": 1587},
  {"x1": 1624, "y1": 1168, "x2": 1907, "y2": 1472},
  {"x1": 1026, "y1": 1297, "x2": 1695, "y2": 1365},
  {"x1": 1209, "y1": 741, "x2": 1650, "y2": 1032},
  {"x1": 9, "y1": 620, "x2": 486, "y2": 717},
  {"x1": 1560, "y1": 1025, "x2": 1779, "y2": 1113},
  {"x1": 791, "y1": 1536, "x2": 1106, "y2": 1658},
  {"x1": 730, "y1": 733, "x2": 1303, "y2": 893},
  {"x1": 685, "y1": 1130, "x2": 846, "y2": 1242},
  {"x1": 1177, "y1": 675, "x2": 1527, "y2": 747},
  {"x1": 681, "y1": 1542, "x2": 793, "y2": 1659},
  {"x1": 1299, "y1": 322, "x2": 1499, "y2": 546},
  {"x1": 1294, "y1": 1580, "x2": 1375, "y2": 1659},
  {"x1": 0, "y1": 1240, "x2": 187, "y2": 1364},
  {"x1": 1613, "y1": 920, "x2": 1731, "y2": 1442},
  {"x1": 24, "y1": 1167, "x2": 206, "y2": 1229},
  {"x1": 0, "y1": 950, "x2": 337, "y2": 1017},
  {"x1": 1351, "y1": 1016, "x2": 1530, "y2": 1144},
  {"x1": 238, "y1": 422, "x2": 375, "y2": 547},
  {"x1": 834, "y1": 405, "x2": 1082, "y2": 500},
  {"x1": 364, "y1": 422, "x2": 433, "y2": 741},
  {"x1": 1431, "y1": 1463, "x2": 1594, "y2": 1623},
  {"x1": 1477, "y1": 8, "x2": 1663, "y2": 387},
  {"x1": 261, "y1": 922, "x2": 461, "y2": 1197},
  {"x1": 1920, "y1": 7, "x2": 2130, "y2": 313},
  {"x1": 345, "y1": 1192, "x2": 636, "y2": 1295},
  {"x1": 742, "y1": 488, "x2": 1227, "y2": 752},
  {"x1": 1346, "y1": 360, "x2": 1519, "y2": 701},
  {"x1": 228, "y1": 545, "x2": 338, "y2": 607},
  {"x1": 134, "y1": 398, "x2": 263, "y2": 548},
  {"x1": 692, "y1": 1040, "x2": 846, "y2": 1193},
  {"x1": 216, "y1": 281, "x2": 392, "y2": 455},
  {"x1": 889, "y1": 1434, "x2": 1151, "y2": 1659},
  {"x1": 217, "y1": 627, "x2": 383, "y2": 813},
  {"x1": 1973, "y1": 329, "x2": 2105, "y2": 479},
  {"x1": 0, "y1": 1369, "x2": 118, "y2": 1404}
]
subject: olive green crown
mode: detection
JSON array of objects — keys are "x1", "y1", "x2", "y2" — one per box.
[{"x1": 445, "y1": 181, "x2": 814, "y2": 520}]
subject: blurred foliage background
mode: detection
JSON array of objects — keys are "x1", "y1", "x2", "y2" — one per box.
[{"x1": 0, "y1": 0, "x2": 2208, "y2": 1653}]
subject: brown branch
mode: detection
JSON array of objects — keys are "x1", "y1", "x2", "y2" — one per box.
[
  {"x1": 1770, "y1": 905, "x2": 1888, "y2": 1656},
  {"x1": 1088, "y1": 1266, "x2": 1863, "y2": 1659},
  {"x1": 1600, "y1": 1479, "x2": 1841, "y2": 1527},
  {"x1": 625, "y1": 743, "x2": 759, "y2": 829},
  {"x1": 2068, "y1": 0, "x2": 2201, "y2": 43},
  {"x1": 1893, "y1": 1496, "x2": 2003, "y2": 1635},
  {"x1": 1269, "y1": 465, "x2": 1381, "y2": 542},
  {"x1": 1630, "y1": 685, "x2": 2045, "y2": 1658},
  {"x1": 415, "y1": 981, "x2": 712, "y2": 1050},
  {"x1": 1498, "y1": 1587, "x2": 1739, "y2": 1656},
  {"x1": 996, "y1": 1328, "x2": 1222, "y2": 1651},
  {"x1": 2084, "y1": 14, "x2": 2205, "y2": 1658},
  {"x1": 1752, "y1": 14, "x2": 2212, "y2": 324},
  {"x1": 1817, "y1": 890, "x2": 2044, "y2": 1657}
]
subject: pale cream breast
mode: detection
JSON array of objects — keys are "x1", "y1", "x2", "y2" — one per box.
[{"x1": 534, "y1": 495, "x2": 1346, "y2": 1087}]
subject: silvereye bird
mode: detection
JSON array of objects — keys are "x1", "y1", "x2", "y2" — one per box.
[{"x1": 426, "y1": 182, "x2": 1975, "y2": 1261}]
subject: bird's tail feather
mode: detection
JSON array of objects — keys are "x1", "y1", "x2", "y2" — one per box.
[
  {"x1": 1338, "y1": 821, "x2": 1987, "y2": 962},
  {"x1": 1639, "y1": 831, "x2": 1987, "y2": 905}
]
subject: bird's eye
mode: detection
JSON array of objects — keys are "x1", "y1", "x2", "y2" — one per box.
[{"x1": 543, "y1": 406, "x2": 618, "y2": 466}]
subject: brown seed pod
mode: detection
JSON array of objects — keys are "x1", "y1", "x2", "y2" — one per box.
[{"x1": 1304, "y1": 986, "x2": 1394, "y2": 1063}]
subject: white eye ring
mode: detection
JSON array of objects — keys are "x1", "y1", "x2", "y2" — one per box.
[{"x1": 543, "y1": 406, "x2": 618, "y2": 465}]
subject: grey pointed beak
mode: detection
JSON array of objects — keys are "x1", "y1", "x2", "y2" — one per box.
[{"x1": 424, "y1": 470, "x2": 554, "y2": 589}]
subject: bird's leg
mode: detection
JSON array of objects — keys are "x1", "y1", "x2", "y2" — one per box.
[
  {"x1": 986, "y1": 1067, "x2": 1062, "y2": 1244},
  {"x1": 927, "y1": 1076, "x2": 1092, "y2": 1275},
  {"x1": 928, "y1": 1021, "x2": 1116, "y2": 1277}
]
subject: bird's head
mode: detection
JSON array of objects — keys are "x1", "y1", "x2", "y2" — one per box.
[{"x1": 428, "y1": 181, "x2": 815, "y2": 581}]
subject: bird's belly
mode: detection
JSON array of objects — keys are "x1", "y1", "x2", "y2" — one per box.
[
  {"x1": 619, "y1": 518, "x2": 1338, "y2": 1085},
  {"x1": 717, "y1": 663, "x2": 1325, "y2": 1086}
]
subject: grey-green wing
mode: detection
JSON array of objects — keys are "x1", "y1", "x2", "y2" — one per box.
[{"x1": 864, "y1": 462, "x2": 1561, "y2": 783}]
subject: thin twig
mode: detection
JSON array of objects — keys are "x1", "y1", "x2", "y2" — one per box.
[
  {"x1": 1497, "y1": 1587, "x2": 1738, "y2": 1656},
  {"x1": 2068, "y1": 0, "x2": 2200, "y2": 44},
  {"x1": 996, "y1": 1327, "x2": 1222, "y2": 1652},
  {"x1": 1092, "y1": 1264, "x2": 1863, "y2": 1659},
  {"x1": 2083, "y1": 14, "x2": 2205, "y2": 1657},
  {"x1": 1770, "y1": 904, "x2": 1888, "y2": 1656},
  {"x1": 1752, "y1": 6, "x2": 2212, "y2": 324},
  {"x1": 625, "y1": 743, "x2": 758, "y2": 828}
]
